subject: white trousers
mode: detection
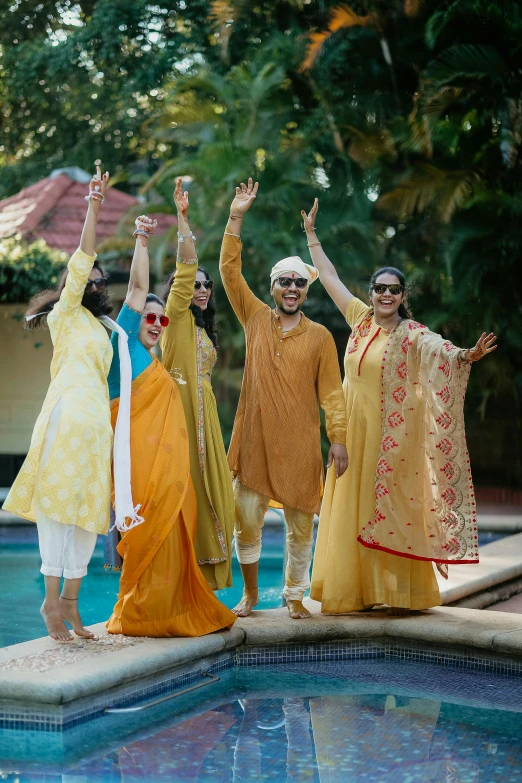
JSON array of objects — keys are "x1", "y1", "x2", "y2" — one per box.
[
  {"x1": 233, "y1": 480, "x2": 315, "y2": 601},
  {"x1": 36, "y1": 513, "x2": 97, "y2": 579},
  {"x1": 34, "y1": 398, "x2": 97, "y2": 580}
]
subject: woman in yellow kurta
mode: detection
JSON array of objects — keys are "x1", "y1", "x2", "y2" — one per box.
[
  {"x1": 160, "y1": 179, "x2": 235, "y2": 591},
  {"x1": 106, "y1": 215, "x2": 235, "y2": 637},
  {"x1": 4, "y1": 168, "x2": 115, "y2": 641},
  {"x1": 302, "y1": 198, "x2": 497, "y2": 614}
]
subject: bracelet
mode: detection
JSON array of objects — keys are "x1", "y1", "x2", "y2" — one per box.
[
  {"x1": 178, "y1": 232, "x2": 196, "y2": 243},
  {"x1": 229, "y1": 213, "x2": 243, "y2": 220},
  {"x1": 224, "y1": 231, "x2": 241, "y2": 238},
  {"x1": 133, "y1": 229, "x2": 150, "y2": 239},
  {"x1": 307, "y1": 242, "x2": 321, "y2": 248},
  {"x1": 459, "y1": 349, "x2": 470, "y2": 363},
  {"x1": 85, "y1": 193, "x2": 104, "y2": 204},
  {"x1": 303, "y1": 228, "x2": 316, "y2": 233},
  {"x1": 177, "y1": 256, "x2": 199, "y2": 265}
]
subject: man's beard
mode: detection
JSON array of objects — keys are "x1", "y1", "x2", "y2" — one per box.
[
  {"x1": 82, "y1": 289, "x2": 113, "y2": 317},
  {"x1": 278, "y1": 299, "x2": 302, "y2": 316}
]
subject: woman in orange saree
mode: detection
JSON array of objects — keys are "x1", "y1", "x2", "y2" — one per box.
[{"x1": 106, "y1": 216, "x2": 235, "y2": 637}]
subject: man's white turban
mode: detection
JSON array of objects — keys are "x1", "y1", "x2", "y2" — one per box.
[{"x1": 270, "y1": 256, "x2": 319, "y2": 286}]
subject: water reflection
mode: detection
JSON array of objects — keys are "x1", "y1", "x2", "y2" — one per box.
[
  {"x1": 3, "y1": 689, "x2": 519, "y2": 782},
  {"x1": 67, "y1": 695, "x2": 493, "y2": 782}
]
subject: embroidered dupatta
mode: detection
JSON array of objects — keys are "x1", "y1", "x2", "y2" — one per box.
[{"x1": 353, "y1": 312, "x2": 478, "y2": 574}]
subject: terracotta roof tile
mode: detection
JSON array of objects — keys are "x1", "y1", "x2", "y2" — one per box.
[{"x1": 0, "y1": 175, "x2": 177, "y2": 256}]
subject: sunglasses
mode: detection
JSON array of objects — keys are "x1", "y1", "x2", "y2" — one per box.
[
  {"x1": 277, "y1": 277, "x2": 308, "y2": 289},
  {"x1": 371, "y1": 283, "x2": 403, "y2": 296},
  {"x1": 194, "y1": 280, "x2": 213, "y2": 291},
  {"x1": 143, "y1": 313, "x2": 170, "y2": 327},
  {"x1": 85, "y1": 277, "x2": 107, "y2": 291}
]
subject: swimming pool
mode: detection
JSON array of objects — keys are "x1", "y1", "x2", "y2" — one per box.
[
  {"x1": 1, "y1": 650, "x2": 521, "y2": 781},
  {"x1": 0, "y1": 525, "x2": 509, "y2": 648},
  {"x1": 0, "y1": 525, "x2": 286, "y2": 648}
]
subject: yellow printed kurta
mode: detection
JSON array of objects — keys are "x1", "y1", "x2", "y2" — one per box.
[
  {"x1": 161, "y1": 260, "x2": 235, "y2": 590},
  {"x1": 4, "y1": 249, "x2": 113, "y2": 534},
  {"x1": 219, "y1": 233, "x2": 346, "y2": 514},
  {"x1": 311, "y1": 298, "x2": 440, "y2": 612}
]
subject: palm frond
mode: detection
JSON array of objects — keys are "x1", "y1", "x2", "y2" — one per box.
[
  {"x1": 347, "y1": 126, "x2": 397, "y2": 168},
  {"x1": 404, "y1": 0, "x2": 424, "y2": 18},
  {"x1": 378, "y1": 164, "x2": 480, "y2": 223},
  {"x1": 301, "y1": 4, "x2": 375, "y2": 71},
  {"x1": 425, "y1": 44, "x2": 509, "y2": 87}
]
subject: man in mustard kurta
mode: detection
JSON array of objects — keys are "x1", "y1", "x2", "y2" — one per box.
[{"x1": 219, "y1": 179, "x2": 348, "y2": 619}]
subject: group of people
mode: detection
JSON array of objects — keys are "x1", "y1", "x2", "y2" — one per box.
[{"x1": 4, "y1": 168, "x2": 497, "y2": 642}]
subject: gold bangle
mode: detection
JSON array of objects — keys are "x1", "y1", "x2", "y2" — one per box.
[
  {"x1": 177, "y1": 256, "x2": 199, "y2": 265},
  {"x1": 307, "y1": 242, "x2": 321, "y2": 248},
  {"x1": 303, "y1": 228, "x2": 316, "y2": 233},
  {"x1": 224, "y1": 231, "x2": 241, "y2": 238},
  {"x1": 229, "y1": 213, "x2": 243, "y2": 219}
]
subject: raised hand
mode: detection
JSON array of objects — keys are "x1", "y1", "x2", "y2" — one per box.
[
  {"x1": 173, "y1": 177, "x2": 189, "y2": 218},
  {"x1": 133, "y1": 215, "x2": 157, "y2": 247},
  {"x1": 301, "y1": 198, "x2": 318, "y2": 233},
  {"x1": 465, "y1": 332, "x2": 497, "y2": 362},
  {"x1": 88, "y1": 165, "x2": 109, "y2": 205},
  {"x1": 230, "y1": 177, "x2": 259, "y2": 216}
]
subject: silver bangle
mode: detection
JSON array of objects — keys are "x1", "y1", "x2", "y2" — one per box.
[
  {"x1": 85, "y1": 193, "x2": 104, "y2": 204},
  {"x1": 133, "y1": 229, "x2": 150, "y2": 239},
  {"x1": 178, "y1": 231, "x2": 196, "y2": 243},
  {"x1": 224, "y1": 231, "x2": 241, "y2": 238}
]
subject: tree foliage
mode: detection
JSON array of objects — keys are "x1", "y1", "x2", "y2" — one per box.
[{"x1": 1, "y1": 0, "x2": 521, "y2": 484}]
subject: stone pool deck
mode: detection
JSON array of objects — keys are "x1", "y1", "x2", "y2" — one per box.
[{"x1": 2, "y1": 604, "x2": 522, "y2": 708}]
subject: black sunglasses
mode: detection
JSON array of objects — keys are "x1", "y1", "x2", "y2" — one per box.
[
  {"x1": 277, "y1": 277, "x2": 308, "y2": 289},
  {"x1": 194, "y1": 280, "x2": 213, "y2": 291},
  {"x1": 85, "y1": 277, "x2": 108, "y2": 291},
  {"x1": 371, "y1": 283, "x2": 403, "y2": 296}
]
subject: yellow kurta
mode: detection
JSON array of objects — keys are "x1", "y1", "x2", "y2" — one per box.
[
  {"x1": 4, "y1": 249, "x2": 113, "y2": 535},
  {"x1": 311, "y1": 298, "x2": 440, "y2": 612},
  {"x1": 161, "y1": 259, "x2": 235, "y2": 590}
]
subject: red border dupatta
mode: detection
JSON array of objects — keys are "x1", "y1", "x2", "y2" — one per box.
[{"x1": 355, "y1": 315, "x2": 478, "y2": 575}]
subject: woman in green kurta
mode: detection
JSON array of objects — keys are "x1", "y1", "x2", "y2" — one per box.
[{"x1": 160, "y1": 179, "x2": 234, "y2": 590}]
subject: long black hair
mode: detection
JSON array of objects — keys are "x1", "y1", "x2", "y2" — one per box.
[
  {"x1": 25, "y1": 260, "x2": 112, "y2": 329},
  {"x1": 162, "y1": 266, "x2": 218, "y2": 348},
  {"x1": 369, "y1": 266, "x2": 412, "y2": 319}
]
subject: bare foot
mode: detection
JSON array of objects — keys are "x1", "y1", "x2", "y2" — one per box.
[
  {"x1": 387, "y1": 607, "x2": 410, "y2": 617},
  {"x1": 232, "y1": 590, "x2": 259, "y2": 617},
  {"x1": 287, "y1": 600, "x2": 311, "y2": 620},
  {"x1": 40, "y1": 600, "x2": 74, "y2": 642},
  {"x1": 59, "y1": 597, "x2": 97, "y2": 639}
]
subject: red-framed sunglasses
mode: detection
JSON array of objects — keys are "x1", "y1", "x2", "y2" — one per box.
[{"x1": 143, "y1": 313, "x2": 170, "y2": 327}]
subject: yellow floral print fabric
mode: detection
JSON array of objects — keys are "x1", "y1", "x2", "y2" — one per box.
[{"x1": 4, "y1": 249, "x2": 113, "y2": 534}]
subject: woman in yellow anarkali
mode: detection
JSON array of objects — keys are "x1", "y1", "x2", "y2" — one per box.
[
  {"x1": 160, "y1": 179, "x2": 234, "y2": 590},
  {"x1": 302, "y1": 199, "x2": 497, "y2": 615}
]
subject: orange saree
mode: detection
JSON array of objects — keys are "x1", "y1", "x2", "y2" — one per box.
[{"x1": 106, "y1": 359, "x2": 236, "y2": 637}]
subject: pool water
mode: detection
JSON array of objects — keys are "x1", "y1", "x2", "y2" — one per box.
[
  {"x1": 0, "y1": 527, "x2": 507, "y2": 648},
  {"x1": 0, "y1": 526, "x2": 287, "y2": 648},
  {"x1": 1, "y1": 658, "x2": 521, "y2": 781}
]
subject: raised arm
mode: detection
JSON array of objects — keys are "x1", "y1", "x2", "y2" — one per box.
[
  {"x1": 165, "y1": 178, "x2": 200, "y2": 321},
  {"x1": 301, "y1": 198, "x2": 353, "y2": 315},
  {"x1": 125, "y1": 215, "x2": 157, "y2": 312},
  {"x1": 58, "y1": 167, "x2": 109, "y2": 314},
  {"x1": 219, "y1": 177, "x2": 265, "y2": 326}
]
